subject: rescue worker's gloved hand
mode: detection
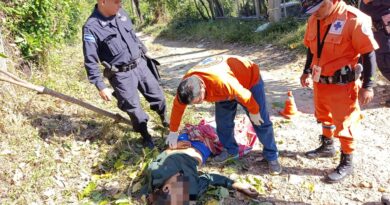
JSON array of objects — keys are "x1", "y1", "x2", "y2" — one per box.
[
  {"x1": 165, "y1": 131, "x2": 179, "y2": 148},
  {"x1": 300, "y1": 73, "x2": 311, "y2": 87},
  {"x1": 358, "y1": 88, "x2": 374, "y2": 105},
  {"x1": 99, "y1": 88, "x2": 112, "y2": 101},
  {"x1": 232, "y1": 182, "x2": 259, "y2": 198},
  {"x1": 249, "y1": 113, "x2": 264, "y2": 126}
]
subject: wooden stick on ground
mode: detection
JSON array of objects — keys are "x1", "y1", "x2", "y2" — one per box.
[{"x1": 0, "y1": 70, "x2": 133, "y2": 127}]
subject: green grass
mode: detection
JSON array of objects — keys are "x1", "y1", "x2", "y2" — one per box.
[
  {"x1": 0, "y1": 34, "x2": 210, "y2": 204},
  {"x1": 142, "y1": 18, "x2": 307, "y2": 53},
  {"x1": 0, "y1": 16, "x2": 305, "y2": 204}
]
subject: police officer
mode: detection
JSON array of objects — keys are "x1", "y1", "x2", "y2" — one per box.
[
  {"x1": 300, "y1": 0, "x2": 378, "y2": 182},
  {"x1": 360, "y1": 0, "x2": 390, "y2": 107},
  {"x1": 82, "y1": 0, "x2": 169, "y2": 148}
]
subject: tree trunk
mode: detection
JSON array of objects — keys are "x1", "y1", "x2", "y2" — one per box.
[
  {"x1": 206, "y1": 0, "x2": 216, "y2": 20},
  {"x1": 254, "y1": 0, "x2": 260, "y2": 18},
  {"x1": 268, "y1": 0, "x2": 281, "y2": 22},
  {"x1": 194, "y1": 0, "x2": 210, "y2": 20},
  {"x1": 214, "y1": 0, "x2": 225, "y2": 17},
  {"x1": 199, "y1": 0, "x2": 212, "y2": 19},
  {"x1": 132, "y1": 0, "x2": 143, "y2": 23},
  {"x1": 259, "y1": 0, "x2": 267, "y2": 15},
  {"x1": 153, "y1": 1, "x2": 165, "y2": 23},
  {"x1": 236, "y1": 0, "x2": 240, "y2": 17}
]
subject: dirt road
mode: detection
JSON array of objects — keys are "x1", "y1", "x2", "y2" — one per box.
[{"x1": 143, "y1": 34, "x2": 390, "y2": 205}]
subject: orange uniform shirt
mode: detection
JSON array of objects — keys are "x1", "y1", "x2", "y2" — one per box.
[
  {"x1": 169, "y1": 55, "x2": 261, "y2": 132},
  {"x1": 303, "y1": 1, "x2": 379, "y2": 76}
]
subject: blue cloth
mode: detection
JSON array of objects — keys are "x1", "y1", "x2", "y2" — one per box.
[
  {"x1": 177, "y1": 133, "x2": 211, "y2": 164},
  {"x1": 215, "y1": 78, "x2": 278, "y2": 161}
]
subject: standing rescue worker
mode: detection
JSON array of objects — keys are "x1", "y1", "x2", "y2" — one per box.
[
  {"x1": 360, "y1": 0, "x2": 390, "y2": 107},
  {"x1": 82, "y1": 0, "x2": 169, "y2": 149},
  {"x1": 165, "y1": 55, "x2": 282, "y2": 175},
  {"x1": 300, "y1": 0, "x2": 379, "y2": 182}
]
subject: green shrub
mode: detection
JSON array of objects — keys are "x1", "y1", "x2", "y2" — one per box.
[
  {"x1": 153, "y1": 17, "x2": 307, "y2": 52},
  {"x1": 1, "y1": 0, "x2": 83, "y2": 64}
]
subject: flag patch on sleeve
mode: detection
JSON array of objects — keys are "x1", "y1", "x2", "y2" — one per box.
[{"x1": 84, "y1": 34, "x2": 96, "y2": 43}]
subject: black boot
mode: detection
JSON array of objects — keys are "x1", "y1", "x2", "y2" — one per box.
[
  {"x1": 139, "y1": 122, "x2": 155, "y2": 149},
  {"x1": 326, "y1": 153, "x2": 353, "y2": 183},
  {"x1": 385, "y1": 99, "x2": 390, "y2": 108},
  {"x1": 305, "y1": 135, "x2": 336, "y2": 159},
  {"x1": 159, "y1": 113, "x2": 169, "y2": 128}
]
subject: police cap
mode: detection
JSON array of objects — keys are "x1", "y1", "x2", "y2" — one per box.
[{"x1": 301, "y1": 0, "x2": 324, "y2": 14}]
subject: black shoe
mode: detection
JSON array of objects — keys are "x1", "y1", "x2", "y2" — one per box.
[
  {"x1": 385, "y1": 99, "x2": 390, "y2": 108},
  {"x1": 159, "y1": 114, "x2": 169, "y2": 128},
  {"x1": 139, "y1": 122, "x2": 155, "y2": 149},
  {"x1": 142, "y1": 136, "x2": 155, "y2": 149},
  {"x1": 305, "y1": 135, "x2": 336, "y2": 159},
  {"x1": 326, "y1": 153, "x2": 353, "y2": 183},
  {"x1": 382, "y1": 194, "x2": 390, "y2": 205}
]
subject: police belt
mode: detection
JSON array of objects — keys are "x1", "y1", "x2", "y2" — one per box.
[
  {"x1": 318, "y1": 66, "x2": 360, "y2": 84},
  {"x1": 103, "y1": 58, "x2": 140, "y2": 73},
  {"x1": 116, "y1": 63, "x2": 136, "y2": 72}
]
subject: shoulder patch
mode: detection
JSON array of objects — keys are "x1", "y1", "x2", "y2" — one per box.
[
  {"x1": 361, "y1": 21, "x2": 374, "y2": 36},
  {"x1": 345, "y1": 5, "x2": 360, "y2": 18},
  {"x1": 329, "y1": 20, "x2": 345, "y2": 35},
  {"x1": 84, "y1": 34, "x2": 96, "y2": 43},
  {"x1": 120, "y1": 15, "x2": 127, "y2": 22}
]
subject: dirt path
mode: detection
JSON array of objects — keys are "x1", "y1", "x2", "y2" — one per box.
[{"x1": 142, "y1": 34, "x2": 390, "y2": 205}]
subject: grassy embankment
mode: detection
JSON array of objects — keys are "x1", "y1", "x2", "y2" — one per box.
[
  {"x1": 143, "y1": 18, "x2": 307, "y2": 52},
  {"x1": 0, "y1": 18, "x2": 306, "y2": 204}
]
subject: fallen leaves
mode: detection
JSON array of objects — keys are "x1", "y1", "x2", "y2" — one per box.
[
  {"x1": 358, "y1": 181, "x2": 373, "y2": 189},
  {"x1": 12, "y1": 168, "x2": 24, "y2": 186},
  {"x1": 131, "y1": 181, "x2": 142, "y2": 193},
  {"x1": 78, "y1": 181, "x2": 97, "y2": 199},
  {"x1": 205, "y1": 198, "x2": 219, "y2": 205},
  {"x1": 378, "y1": 186, "x2": 388, "y2": 192},
  {"x1": 207, "y1": 187, "x2": 230, "y2": 199}
]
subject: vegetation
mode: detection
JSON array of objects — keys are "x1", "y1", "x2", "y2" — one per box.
[
  {"x1": 0, "y1": 0, "x2": 365, "y2": 204},
  {"x1": 151, "y1": 17, "x2": 307, "y2": 52},
  {"x1": 0, "y1": 0, "x2": 88, "y2": 65}
]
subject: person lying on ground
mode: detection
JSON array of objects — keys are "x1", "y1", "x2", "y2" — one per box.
[{"x1": 142, "y1": 133, "x2": 259, "y2": 204}]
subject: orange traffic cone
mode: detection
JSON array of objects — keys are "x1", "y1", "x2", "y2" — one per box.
[{"x1": 279, "y1": 91, "x2": 300, "y2": 119}]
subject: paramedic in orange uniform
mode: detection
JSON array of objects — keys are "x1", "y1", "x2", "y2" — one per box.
[
  {"x1": 165, "y1": 55, "x2": 282, "y2": 175},
  {"x1": 300, "y1": 0, "x2": 379, "y2": 182}
]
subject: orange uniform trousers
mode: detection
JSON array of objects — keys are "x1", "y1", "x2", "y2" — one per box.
[{"x1": 313, "y1": 80, "x2": 362, "y2": 154}]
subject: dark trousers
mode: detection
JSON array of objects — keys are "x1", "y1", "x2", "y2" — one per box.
[
  {"x1": 215, "y1": 79, "x2": 278, "y2": 161},
  {"x1": 109, "y1": 58, "x2": 166, "y2": 132},
  {"x1": 374, "y1": 30, "x2": 390, "y2": 81},
  {"x1": 377, "y1": 53, "x2": 390, "y2": 81}
]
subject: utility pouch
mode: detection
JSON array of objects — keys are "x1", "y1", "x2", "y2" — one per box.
[
  {"x1": 103, "y1": 68, "x2": 115, "y2": 80},
  {"x1": 102, "y1": 61, "x2": 115, "y2": 80},
  {"x1": 318, "y1": 64, "x2": 362, "y2": 84}
]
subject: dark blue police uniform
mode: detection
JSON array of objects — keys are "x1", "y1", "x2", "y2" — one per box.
[
  {"x1": 360, "y1": 0, "x2": 390, "y2": 81},
  {"x1": 82, "y1": 5, "x2": 167, "y2": 141}
]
